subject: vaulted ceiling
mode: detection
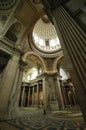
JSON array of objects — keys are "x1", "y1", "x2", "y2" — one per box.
[{"x1": 0, "y1": 0, "x2": 85, "y2": 75}]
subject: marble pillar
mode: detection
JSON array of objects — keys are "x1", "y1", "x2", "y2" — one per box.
[
  {"x1": 43, "y1": 77, "x2": 47, "y2": 109},
  {"x1": 0, "y1": 54, "x2": 19, "y2": 119},
  {"x1": 37, "y1": 83, "x2": 39, "y2": 108},
  {"x1": 61, "y1": 85, "x2": 68, "y2": 107},
  {"x1": 8, "y1": 66, "x2": 20, "y2": 118},
  {"x1": 27, "y1": 87, "x2": 30, "y2": 106},
  {"x1": 52, "y1": 6, "x2": 86, "y2": 123},
  {"x1": 48, "y1": 75, "x2": 61, "y2": 110},
  {"x1": 21, "y1": 87, "x2": 25, "y2": 107},
  {"x1": 32, "y1": 87, "x2": 34, "y2": 106},
  {"x1": 15, "y1": 61, "x2": 27, "y2": 110},
  {"x1": 43, "y1": 74, "x2": 60, "y2": 110},
  {"x1": 14, "y1": 66, "x2": 24, "y2": 110},
  {"x1": 56, "y1": 76, "x2": 64, "y2": 109}
]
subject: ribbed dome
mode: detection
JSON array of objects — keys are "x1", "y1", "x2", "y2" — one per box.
[{"x1": 33, "y1": 15, "x2": 57, "y2": 40}]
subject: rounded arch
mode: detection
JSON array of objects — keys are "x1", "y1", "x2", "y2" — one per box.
[
  {"x1": 5, "y1": 22, "x2": 22, "y2": 43},
  {"x1": 22, "y1": 51, "x2": 46, "y2": 72}
]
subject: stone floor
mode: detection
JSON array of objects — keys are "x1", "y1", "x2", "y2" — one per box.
[{"x1": 0, "y1": 109, "x2": 86, "y2": 130}]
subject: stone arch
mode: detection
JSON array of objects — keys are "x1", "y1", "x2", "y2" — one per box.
[{"x1": 22, "y1": 51, "x2": 46, "y2": 72}]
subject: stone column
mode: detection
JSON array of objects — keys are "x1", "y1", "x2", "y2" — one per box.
[
  {"x1": 70, "y1": 86, "x2": 78, "y2": 105},
  {"x1": 10, "y1": 60, "x2": 27, "y2": 118},
  {"x1": 43, "y1": 77, "x2": 47, "y2": 109},
  {"x1": 72, "y1": 86, "x2": 78, "y2": 105},
  {"x1": 0, "y1": 54, "x2": 19, "y2": 119},
  {"x1": 48, "y1": 75, "x2": 60, "y2": 110},
  {"x1": 32, "y1": 87, "x2": 35, "y2": 107},
  {"x1": 37, "y1": 83, "x2": 39, "y2": 108},
  {"x1": 13, "y1": 64, "x2": 24, "y2": 117},
  {"x1": 61, "y1": 85, "x2": 68, "y2": 107},
  {"x1": 8, "y1": 66, "x2": 20, "y2": 118},
  {"x1": 27, "y1": 87, "x2": 30, "y2": 107},
  {"x1": 52, "y1": 6, "x2": 86, "y2": 123},
  {"x1": 43, "y1": 76, "x2": 52, "y2": 110},
  {"x1": 56, "y1": 76, "x2": 64, "y2": 109},
  {"x1": 19, "y1": 87, "x2": 23, "y2": 107},
  {"x1": 21, "y1": 87, "x2": 25, "y2": 107}
]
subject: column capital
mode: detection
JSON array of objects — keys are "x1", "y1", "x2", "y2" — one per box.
[{"x1": 19, "y1": 59, "x2": 27, "y2": 70}]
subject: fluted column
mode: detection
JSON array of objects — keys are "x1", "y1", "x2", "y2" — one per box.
[
  {"x1": 72, "y1": 86, "x2": 78, "y2": 105},
  {"x1": 52, "y1": 6, "x2": 86, "y2": 123},
  {"x1": 37, "y1": 83, "x2": 39, "y2": 108},
  {"x1": 70, "y1": 86, "x2": 76, "y2": 105},
  {"x1": 15, "y1": 67, "x2": 24, "y2": 107},
  {"x1": 60, "y1": 85, "x2": 68, "y2": 107},
  {"x1": 32, "y1": 87, "x2": 34, "y2": 107},
  {"x1": 56, "y1": 76, "x2": 64, "y2": 109},
  {"x1": 27, "y1": 88, "x2": 30, "y2": 106},
  {"x1": 0, "y1": 54, "x2": 19, "y2": 119},
  {"x1": 11, "y1": 61, "x2": 26, "y2": 118},
  {"x1": 21, "y1": 87, "x2": 25, "y2": 107},
  {"x1": 8, "y1": 66, "x2": 20, "y2": 118},
  {"x1": 43, "y1": 77, "x2": 47, "y2": 109}
]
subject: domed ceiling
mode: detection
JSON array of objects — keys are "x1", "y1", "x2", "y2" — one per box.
[
  {"x1": 33, "y1": 15, "x2": 61, "y2": 52},
  {"x1": 0, "y1": 0, "x2": 17, "y2": 10}
]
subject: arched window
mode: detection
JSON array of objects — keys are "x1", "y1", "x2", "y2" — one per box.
[{"x1": 5, "y1": 22, "x2": 21, "y2": 43}]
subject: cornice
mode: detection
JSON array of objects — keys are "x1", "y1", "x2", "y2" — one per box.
[{"x1": 0, "y1": 39, "x2": 23, "y2": 56}]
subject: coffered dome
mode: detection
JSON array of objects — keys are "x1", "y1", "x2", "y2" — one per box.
[
  {"x1": 0, "y1": 0, "x2": 17, "y2": 10},
  {"x1": 33, "y1": 15, "x2": 61, "y2": 52},
  {"x1": 33, "y1": 15, "x2": 57, "y2": 39}
]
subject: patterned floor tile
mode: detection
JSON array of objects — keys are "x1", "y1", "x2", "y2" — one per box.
[{"x1": 0, "y1": 110, "x2": 86, "y2": 130}]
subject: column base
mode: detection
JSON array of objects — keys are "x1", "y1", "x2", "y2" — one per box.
[
  {"x1": 0, "y1": 112, "x2": 11, "y2": 121},
  {"x1": 50, "y1": 101, "x2": 59, "y2": 110}
]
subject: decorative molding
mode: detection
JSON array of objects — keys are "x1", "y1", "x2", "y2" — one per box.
[
  {"x1": 0, "y1": 39, "x2": 23, "y2": 56},
  {"x1": 29, "y1": 32, "x2": 63, "y2": 58},
  {"x1": 0, "y1": 0, "x2": 17, "y2": 10}
]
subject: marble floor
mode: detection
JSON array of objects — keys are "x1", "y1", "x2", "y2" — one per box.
[{"x1": 0, "y1": 109, "x2": 86, "y2": 130}]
